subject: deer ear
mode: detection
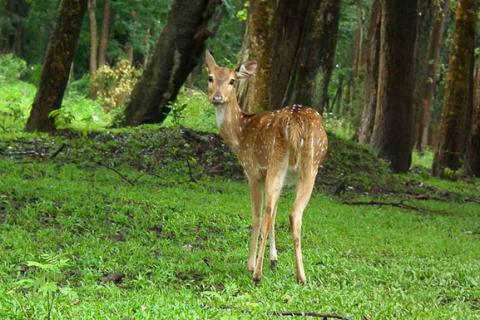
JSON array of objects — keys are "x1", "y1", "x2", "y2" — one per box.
[
  {"x1": 235, "y1": 61, "x2": 257, "y2": 79},
  {"x1": 205, "y1": 50, "x2": 217, "y2": 69}
]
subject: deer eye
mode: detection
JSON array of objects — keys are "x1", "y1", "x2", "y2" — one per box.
[
  {"x1": 208, "y1": 76, "x2": 213, "y2": 83},
  {"x1": 229, "y1": 79, "x2": 235, "y2": 85}
]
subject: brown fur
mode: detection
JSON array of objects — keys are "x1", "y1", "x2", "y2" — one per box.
[{"x1": 205, "y1": 51, "x2": 328, "y2": 284}]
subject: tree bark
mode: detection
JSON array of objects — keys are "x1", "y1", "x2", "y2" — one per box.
[
  {"x1": 465, "y1": 59, "x2": 480, "y2": 176},
  {"x1": 1, "y1": 0, "x2": 29, "y2": 55},
  {"x1": 124, "y1": 0, "x2": 222, "y2": 125},
  {"x1": 26, "y1": 0, "x2": 88, "y2": 132},
  {"x1": 98, "y1": 0, "x2": 111, "y2": 68},
  {"x1": 87, "y1": 0, "x2": 98, "y2": 75},
  {"x1": 237, "y1": 0, "x2": 341, "y2": 114},
  {"x1": 412, "y1": 0, "x2": 434, "y2": 150},
  {"x1": 357, "y1": 0, "x2": 381, "y2": 144},
  {"x1": 432, "y1": 0, "x2": 476, "y2": 176},
  {"x1": 284, "y1": 0, "x2": 341, "y2": 112},
  {"x1": 369, "y1": 0, "x2": 418, "y2": 172},
  {"x1": 417, "y1": 0, "x2": 450, "y2": 153},
  {"x1": 236, "y1": 0, "x2": 286, "y2": 113}
]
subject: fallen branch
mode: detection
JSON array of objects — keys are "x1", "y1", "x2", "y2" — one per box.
[
  {"x1": 271, "y1": 311, "x2": 352, "y2": 319},
  {"x1": 342, "y1": 199, "x2": 429, "y2": 213},
  {"x1": 97, "y1": 162, "x2": 135, "y2": 185},
  {"x1": 49, "y1": 143, "x2": 67, "y2": 159}
]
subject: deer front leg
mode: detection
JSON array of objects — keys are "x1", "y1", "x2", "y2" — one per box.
[{"x1": 247, "y1": 179, "x2": 262, "y2": 272}]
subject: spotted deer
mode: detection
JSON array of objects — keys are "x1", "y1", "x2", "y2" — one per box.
[{"x1": 205, "y1": 51, "x2": 328, "y2": 284}]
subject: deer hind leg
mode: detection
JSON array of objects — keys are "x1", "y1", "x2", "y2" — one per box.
[
  {"x1": 247, "y1": 179, "x2": 263, "y2": 272},
  {"x1": 253, "y1": 158, "x2": 288, "y2": 284},
  {"x1": 290, "y1": 172, "x2": 316, "y2": 284},
  {"x1": 269, "y1": 201, "x2": 279, "y2": 269}
]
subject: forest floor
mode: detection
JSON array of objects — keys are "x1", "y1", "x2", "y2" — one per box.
[{"x1": 0, "y1": 127, "x2": 479, "y2": 319}]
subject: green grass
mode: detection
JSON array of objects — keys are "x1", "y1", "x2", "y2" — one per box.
[{"x1": 1, "y1": 150, "x2": 479, "y2": 319}]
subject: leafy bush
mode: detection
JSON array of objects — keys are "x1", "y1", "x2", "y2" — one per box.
[
  {"x1": 0, "y1": 81, "x2": 36, "y2": 132},
  {"x1": 93, "y1": 60, "x2": 142, "y2": 111},
  {"x1": 0, "y1": 54, "x2": 28, "y2": 82},
  {"x1": 163, "y1": 88, "x2": 217, "y2": 133},
  {"x1": 51, "y1": 95, "x2": 111, "y2": 131}
]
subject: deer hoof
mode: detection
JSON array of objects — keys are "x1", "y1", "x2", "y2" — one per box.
[
  {"x1": 253, "y1": 277, "x2": 261, "y2": 287},
  {"x1": 270, "y1": 259, "x2": 277, "y2": 270}
]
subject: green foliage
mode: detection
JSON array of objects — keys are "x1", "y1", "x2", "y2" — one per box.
[
  {"x1": 0, "y1": 131, "x2": 479, "y2": 318},
  {"x1": 0, "y1": 80, "x2": 36, "y2": 132},
  {"x1": 50, "y1": 95, "x2": 111, "y2": 131},
  {"x1": 0, "y1": 54, "x2": 27, "y2": 82},
  {"x1": 14, "y1": 254, "x2": 76, "y2": 320},
  {"x1": 93, "y1": 60, "x2": 142, "y2": 111},
  {"x1": 163, "y1": 89, "x2": 217, "y2": 133}
]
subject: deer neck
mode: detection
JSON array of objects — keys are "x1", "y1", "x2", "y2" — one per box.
[{"x1": 215, "y1": 94, "x2": 244, "y2": 154}]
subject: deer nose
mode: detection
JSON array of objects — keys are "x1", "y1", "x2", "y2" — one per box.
[{"x1": 212, "y1": 95, "x2": 225, "y2": 104}]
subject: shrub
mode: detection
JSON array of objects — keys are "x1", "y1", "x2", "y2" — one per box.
[
  {"x1": 93, "y1": 60, "x2": 142, "y2": 111},
  {"x1": 0, "y1": 54, "x2": 28, "y2": 82}
]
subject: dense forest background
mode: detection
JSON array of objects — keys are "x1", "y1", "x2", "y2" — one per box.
[
  {"x1": 1, "y1": 0, "x2": 479, "y2": 176},
  {"x1": 1, "y1": 1, "x2": 480, "y2": 319}
]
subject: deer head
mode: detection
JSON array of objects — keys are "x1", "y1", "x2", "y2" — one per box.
[{"x1": 205, "y1": 50, "x2": 257, "y2": 106}]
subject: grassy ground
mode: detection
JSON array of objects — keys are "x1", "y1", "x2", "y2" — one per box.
[{"x1": 1, "y1": 128, "x2": 479, "y2": 319}]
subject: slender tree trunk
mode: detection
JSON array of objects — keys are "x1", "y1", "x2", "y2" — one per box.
[
  {"x1": 97, "y1": 0, "x2": 110, "y2": 68},
  {"x1": 26, "y1": 0, "x2": 88, "y2": 132},
  {"x1": 432, "y1": 0, "x2": 476, "y2": 176},
  {"x1": 417, "y1": 0, "x2": 450, "y2": 153},
  {"x1": 87, "y1": 0, "x2": 98, "y2": 75},
  {"x1": 124, "y1": 0, "x2": 222, "y2": 125},
  {"x1": 412, "y1": 0, "x2": 434, "y2": 150},
  {"x1": 370, "y1": 0, "x2": 418, "y2": 172},
  {"x1": 357, "y1": 0, "x2": 381, "y2": 144},
  {"x1": 1, "y1": 0, "x2": 29, "y2": 55},
  {"x1": 465, "y1": 59, "x2": 480, "y2": 176}
]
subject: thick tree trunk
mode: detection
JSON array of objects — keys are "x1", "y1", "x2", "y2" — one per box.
[
  {"x1": 412, "y1": 0, "x2": 434, "y2": 150},
  {"x1": 417, "y1": 0, "x2": 450, "y2": 153},
  {"x1": 124, "y1": 0, "x2": 222, "y2": 125},
  {"x1": 236, "y1": 0, "x2": 290, "y2": 113},
  {"x1": 87, "y1": 0, "x2": 98, "y2": 75},
  {"x1": 465, "y1": 59, "x2": 480, "y2": 176},
  {"x1": 284, "y1": 0, "x2": 341, "y2": 112},
  {"x1": 98, "y1": 0, "x2": 111, "y2": 68},
  {"x1": 237, "y1": 0, "x2": 341, "y2": 114},
  {"x1": 26, "y1": 0, "x2": 88, "y2": 132},
  {"x1": 357, "y1": 0, "x2": 381, "y2": 144},
  {"x1": 370, "y1": 0, "x2": 418, "y2": 172},
  {"x1": 432, "y1": 0, "x2": 476, "y2": 176}
]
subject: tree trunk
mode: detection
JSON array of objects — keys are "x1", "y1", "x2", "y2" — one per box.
[
  {"x1": 417, "y1": 0, "x2": 450, "y2": 153},
  {"x1": 411, "y1": 0, "x2": 434, "y2": 150},
  {"x1": 236, "y1": 0, "x2": 290, "y2": 113},
  {"x1": 432, "y1": 0, "x2": 476, "y2": 176},
  {"x1": 237, "y1": 0, "x2": 341, "y2": 114},
  {"x1": 98, "y1": 0, "x2": 111, "y2": 68},
  {"x1": 124, "y1": 0, "x2": 222, "y2": 125},
  {"x1": 357, "y1": 0, "x2": 381, "y2": 144},
  {"x1": 284, "y1": 0, "x2": 341, "y2": 112},
  {"x1": 26, "y1": 0, "x2": 88, "y2": 132},
  {"x1": 87, "y1": 0, "x2": 98, "y2": 75},
  {"x1": 369, "y1": 0, "x2": 418, "y2": 173},
  {"x1": 465, "y1": 59, "x2": 480, "y2": 176},
  {"x1": 1, "y1": 0, "x2": 29, "y2": 55}
]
